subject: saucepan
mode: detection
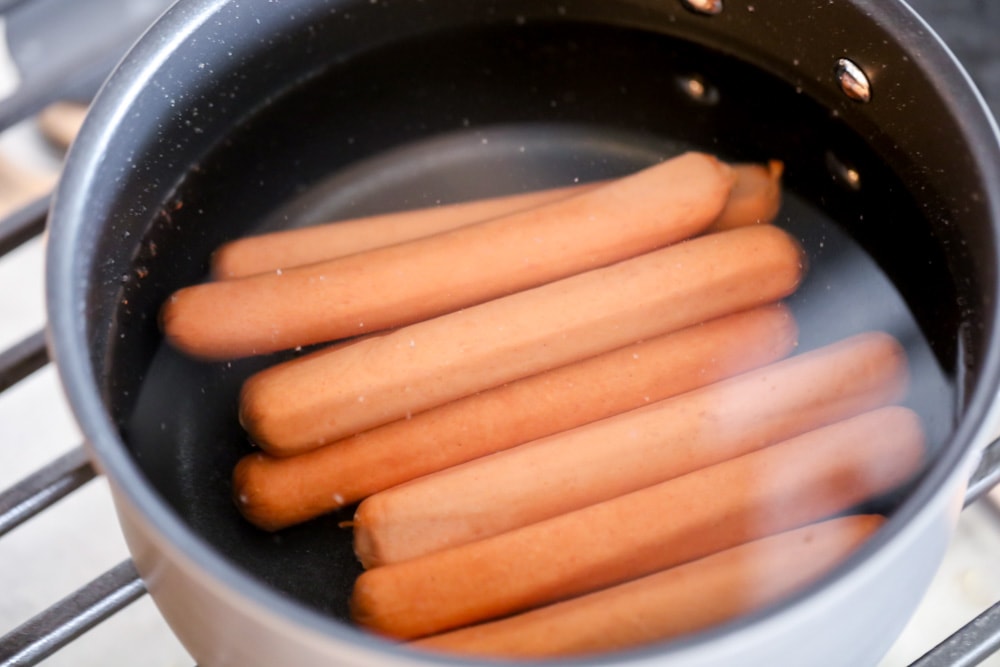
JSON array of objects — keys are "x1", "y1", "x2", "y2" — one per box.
[{"x1": 44, "y1": 0, "x2": 1000, "y2": 665}]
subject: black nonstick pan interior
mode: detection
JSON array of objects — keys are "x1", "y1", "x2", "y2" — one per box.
[{"x1": 100, "y1": 15, "x2": 973, "y2": 627}]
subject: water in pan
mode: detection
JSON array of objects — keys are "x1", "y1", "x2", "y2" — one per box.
[
  {"x1": 122, "y1": 121, "x2": 952, "y2": 619},
  {"x1": 117, "y1": 21, "x2": 962, "y2": 648}
]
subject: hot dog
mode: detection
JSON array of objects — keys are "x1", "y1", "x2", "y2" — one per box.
[
  {"x1": 233, "y1": 304, "x2": 798, "y2": 530},
  {"x1": 239, "y1": 224, "x2": 805, "y2": 456},
  {"x1": 411, "y1": 514, "x2": 883, "y2": 658},
  {"x1": 211, "y1": 161, "x2": 782, "y2": 280},
  {"x1": 352, "y1": 331, "x2": 908, "y2": 568},
  {"x1": 350, "y1": 406, "x2": 925, "y2": 639},
  {"x1": 211, "y1": 182, "x2": 601, "y2": 279},
  {"x1": 161, "y1": 152, "x2": 734, "y2": 360},
  {"x1": 707, "y1": 160, "x2": 783, "y2": 232}
]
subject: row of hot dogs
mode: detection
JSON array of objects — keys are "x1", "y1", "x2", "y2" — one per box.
[{"x1": 159, "y1": 152, "x2": 924, "y2": 658}]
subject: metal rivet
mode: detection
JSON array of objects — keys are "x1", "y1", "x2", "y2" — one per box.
[
  {"x1": 835, "y1": 58, "x2": 871, "y2": 103},
  {"x1": 681, "y1": 0, "x2": 723, "y2": 16},
  {"x1": 826, "y1": 151, "x2": 862, "y2": 191},
  {"x1": 677, "y1": 74, "x2": 720, "y2": 105}
]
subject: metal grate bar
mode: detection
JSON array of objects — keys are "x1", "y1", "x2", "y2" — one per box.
[
  {"x1": 0, "y1": 330, "x2": 48, "y2": 393},
  {"x1": 0, "y1": 446, "x2": 95, "y2": 538},
  {"x1": 0, "y1": 196, "x2": 48, "y2": 259},
  {"x1": 966, "y1": 435, "x2": 1000, "y2": 507},
  {"x1": 0, "y1": 560, "x2": 146, "y2": 667},
  {"x1": 909, "y1": 600, "x2": 1000, "y2": 667}
]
